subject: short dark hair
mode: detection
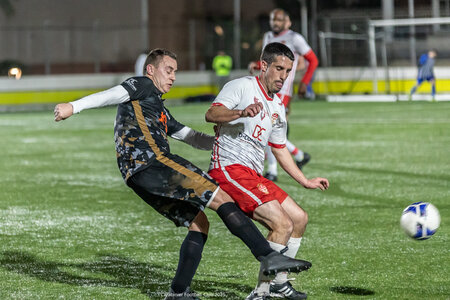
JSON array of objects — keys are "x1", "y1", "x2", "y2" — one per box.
[
  {"x1": 261, "y1": 42, "x2": 294, "y2": 65},
  {"x1": 143, "y1": 48, "x2": 177, "y2": 74},
  {"x1": 270, "y1": 8, "x2": 289, "y2": 19}
]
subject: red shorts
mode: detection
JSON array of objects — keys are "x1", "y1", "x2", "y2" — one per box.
[{"x1": 208, "y1": 164, "x2": 288, "y2": 218}]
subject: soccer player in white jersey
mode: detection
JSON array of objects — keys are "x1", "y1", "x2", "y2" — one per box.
[
  {"x1": 206, "y1": 43, "x2": 329, "y2": 300},
  {"x1": 251, "y1": 9, "x2": 318, "y2": 182}
]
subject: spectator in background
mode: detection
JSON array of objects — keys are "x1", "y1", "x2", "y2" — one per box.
[
  {"x1": 212, "y1": 51, "x2": 233, "y2": 90},
  {"x1": 410, "y1": 49, "x2": 437, "y2": 100}
]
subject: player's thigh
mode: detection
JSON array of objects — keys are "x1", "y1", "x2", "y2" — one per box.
[
  {"x1": 133, "y1": 154, "x2": 218, "y2": 209},
  {"x1": 207, "y1": 188, "x2": 234, "y2": 211},
  {"x1": 208, "y1": 164, "x2": 288, "y2": 216},
  {"x1": 127, "y1": 167, "x2": 210, "y2": 228},
  {"x1": 161, "y1": 153, "x2": 219, "y2": 203},
  {"x1": 280, "y1": 196, "x2": 308, "y2": 225},
  {"x1": 135, "y1": 191, "x2": 201, "y2": 228},
  {"x1": 253, "y1": 199, "x2": 293, "y2": 232}
]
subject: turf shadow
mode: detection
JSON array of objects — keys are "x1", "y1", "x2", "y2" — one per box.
[
  {"x1": 330, "y1": 286, "x2": 375, "y2": 296},
  {"x1": 0, "y1": 251, "x2": 250, "y2": 299}
]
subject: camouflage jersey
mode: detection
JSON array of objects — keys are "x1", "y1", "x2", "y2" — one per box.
[{"x1": 116, "y1": 76, "x2": 184, "y2": 181}]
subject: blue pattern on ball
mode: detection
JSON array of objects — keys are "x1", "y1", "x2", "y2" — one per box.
[
  {"x1": 403, "y1": 205, "x2": 417, "y2": 214},
  {"x1": 413, "y1": 223, "x2": 423, "y2": 238},
  {"x1": 419, "y1": 203, "x2": 428, "y2": 217}
]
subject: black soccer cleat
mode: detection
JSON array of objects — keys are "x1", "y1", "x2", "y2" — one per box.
[
  {"x1": 295, "y1": 152, "x2": 311, "y2": 170},
  {"x1": 270, "y1": 281, "x2": 307, "y2": 299},
  {"x1": 164, "y1": 287, "x2": 200, "y2": 300},
  {"x1": 264, "y1": 172, "x2": 278, "y2": 182},
  {"x1": 259, "y1": 251, "x2": 312, "y2": 276}
]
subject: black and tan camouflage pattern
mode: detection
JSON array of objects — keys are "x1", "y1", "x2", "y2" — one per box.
[
  {"x1": 116, "y1": 77, "x2": 184, "y2": 181},
  {"x1": 114, "y1": 76, "x2": 218, "y2": 227}
]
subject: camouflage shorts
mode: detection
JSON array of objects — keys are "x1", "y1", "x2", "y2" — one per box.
[{"x1": 127, "y1": 153, "x2": 218, "y2": 227}]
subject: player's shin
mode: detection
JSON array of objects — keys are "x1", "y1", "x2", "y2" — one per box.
[
  {"x1": 273, "y1": 237, "x2": 302, "y2": 284},
  {"x1": 216, "y1": 202, "x2": 273, "y2": 259},
  {"x1": 170, "y1": 231, "x2": 207, "y2": 293},
  {"x1": 255, "y1": 241, "x2": 287, "y2": 294}
]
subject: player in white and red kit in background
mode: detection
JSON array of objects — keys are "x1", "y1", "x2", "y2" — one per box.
[
  {"x1": 207, "y1": 42, "x2": 329, "y2": 300},
  {"x1": 249, "y1": 9, "x2": 319, "y2": 182}
]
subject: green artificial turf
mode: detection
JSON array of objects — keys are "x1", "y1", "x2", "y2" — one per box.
[{"x1": 0, "y1": 101, "x2": 448, "y2": 299}]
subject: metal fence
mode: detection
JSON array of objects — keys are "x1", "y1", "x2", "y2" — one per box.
[{"x1": 1, "y1": 16, "x2": 449, "y2": 75}]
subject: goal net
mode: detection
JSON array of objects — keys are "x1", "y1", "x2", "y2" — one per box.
[{"x1": 318, "y1": 17, "x2": 450, "y2": 101}]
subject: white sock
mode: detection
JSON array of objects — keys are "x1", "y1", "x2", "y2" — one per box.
[
  {"x1": 286, "y1": 140, "x2": 304, "y2": 161},
  {"x1": 272, "y1": 237, "x2": 302, "y2": 284},
  {"x1": 255, "y1": 241, "x2": 286, "y2": 294},
  {"x1": 265, "y1": 147, "x2": 278, "y2": 175},
  {"x1": 285, "y1": 237, "x2": 302, "y2": 258}
]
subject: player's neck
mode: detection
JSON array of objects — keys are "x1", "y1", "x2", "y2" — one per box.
[
  {"x1": 257, "y1": 76, "x2": 274, "y2": 98},
  {"x1": 273, "y1": 29, "x2": 289, "y2": 37}
]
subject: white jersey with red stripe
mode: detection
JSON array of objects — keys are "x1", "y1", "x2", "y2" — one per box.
[
  {"x1": 209, "y1": 76, "x2": 287, "y2": 175},
  {"x1": 263, "y1": 30, "x2": 312, "y2": 97}
]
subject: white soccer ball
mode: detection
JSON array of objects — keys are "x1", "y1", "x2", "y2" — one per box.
[{"x1": 400, "y1": 202, "x2": 440, "y2": 240}]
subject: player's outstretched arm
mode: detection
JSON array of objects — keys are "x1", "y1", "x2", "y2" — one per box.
[
  {"x1": 54, "y1": 85, "x2": 130, "y2": 122},
  {"x1": 272, "y1": 146, "x2": 329, "y2": 191},
  {"x1": 54, "y1": 103, "x2": 74, "y2": 122},
  {"x1": 205, "y1": 102, "x2": 263, "y2": 123}
]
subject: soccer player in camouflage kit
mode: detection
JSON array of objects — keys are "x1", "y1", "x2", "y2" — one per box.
[{"x1": 54, "y1": 48, "x2": 310, "y2": 300}]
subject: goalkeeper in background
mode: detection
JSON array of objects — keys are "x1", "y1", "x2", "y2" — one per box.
[{"x1": 410, "y1": 49, "x2": 437, "y2": 100}]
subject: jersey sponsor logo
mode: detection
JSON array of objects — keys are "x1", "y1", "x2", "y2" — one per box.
[
  {"x1": 125, "y1": 78, "x2": 138, "y2": 91},
  {"x1": 271, "y1": 113, "x2": 279, "y2": 125},
  {"x1": 159, "y1": 111, "x2": 168, "y2": 132},
  {"x1": 252, "y1": 125, "x2": 266, "y2": 141},
  {"x1": 257, "y1": 183, "x2": 269, "y2": 195},
  {"x1": 238, "y1": 132, "x2": 265, "y2": 148}
]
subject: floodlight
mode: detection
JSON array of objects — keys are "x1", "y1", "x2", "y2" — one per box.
[{"x1": 8, "y1": 67, "x2": 22, "y2": 79}]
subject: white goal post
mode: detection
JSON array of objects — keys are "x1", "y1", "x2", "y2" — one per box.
[{"x1": 369, "y1": 17, "x2": 450, "y2": 93}]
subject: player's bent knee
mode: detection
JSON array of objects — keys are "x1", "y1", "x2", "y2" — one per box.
[
  {"x1": 296, "y1": 209, "x2": 308, "y2": 225},
  {"x1": 282, "y1": 218, "x2": 295, "y2": 235},
  {"x1": 189, "y1": 211, "x2": 210, "y2": 234},
  {"x1": 207, "y1": 188, "x2": 234, "y2": 211},
  {"x1": 271, "y1": 215, "x2": 294, "y2": 236}
]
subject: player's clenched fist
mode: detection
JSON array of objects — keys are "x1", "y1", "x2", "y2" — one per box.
[
  {"x1": 54, "y1": 103, "x2": 74, "y2": 122},
  {"x1": 241, "y1": 102, "x2": 263, "y2": 117}
]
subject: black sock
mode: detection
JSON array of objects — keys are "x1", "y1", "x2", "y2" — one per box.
[
  {"x1": 216, "y1": 202, "x2": 272, "y2": 259},
  {"x1": 171, "y1": 231, "x2": 208, "y2": 293}
]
